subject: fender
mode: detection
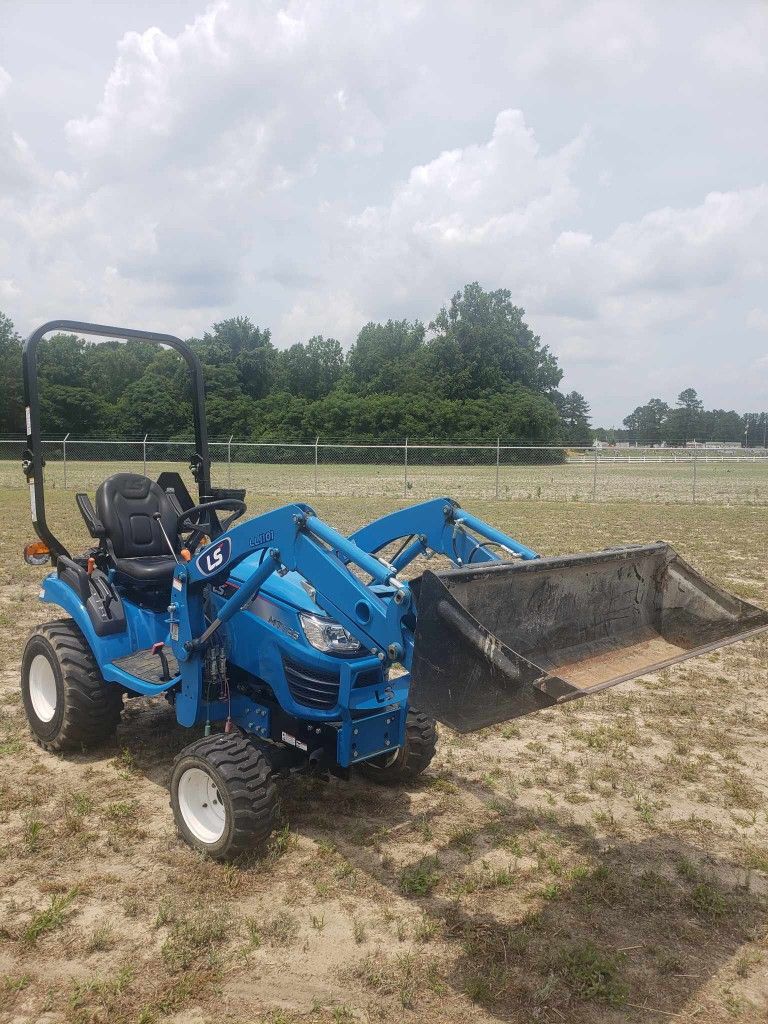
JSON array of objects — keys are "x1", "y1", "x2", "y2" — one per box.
[{"x1": 39, "y1": 576, "x2": 179, "y2": 696}]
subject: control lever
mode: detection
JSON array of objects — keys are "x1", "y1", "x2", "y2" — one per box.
[
  {"x1": 151, "y1": 641, "x2": 171, "y2": 682},
  {"x1": 90, "y1": 570, "x2": 115, "y2": 616},
  {"x1": 153, "y1": 513, "x2": 179, "y2": 563}
]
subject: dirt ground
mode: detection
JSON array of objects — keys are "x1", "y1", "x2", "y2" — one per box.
[{"x1": 1, "y1": 489, "x2": 766, "y2": 1024}]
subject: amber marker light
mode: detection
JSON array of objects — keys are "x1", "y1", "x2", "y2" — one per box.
[{"x1": 23, "y1": 540, "x2": 51, "y2": 566}]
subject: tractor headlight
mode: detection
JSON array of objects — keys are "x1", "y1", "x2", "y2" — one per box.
[{"x1": 299, "y1": 613, "x2": 361, "y2": 655}]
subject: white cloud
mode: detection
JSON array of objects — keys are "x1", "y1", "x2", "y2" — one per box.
[
  {"x1": 600, "y1": 188, "x2": 768, "y2": 294},
  {"x1": 321, "y1": 109, "x2": 587, "y2": 320},
  {"x1": 515, "y1": 1, "x2": 657, "y2": 81},
  {"x1": 747, "y1": 308, "x2": 768, "y2": 332},
  {"x1": 64, "y1": 1, "x2": 395, "y2": 182},
  {"x1": 0, "y1": 278, "x2": 19, "y2": 301},
  {"x1": 0, "y1": 1, "x2": 410, "y2": 322},
  {"x1": 698, "y1": 14, "x2": 768, "y2": 77},
  {"x1": 0, "y1": 0, "x2": 767, "y2": 422},
  {"x1": 282, "y1": 114, "x2": 768, "y2": 381},
  {"x1": 352, "y1": 110, "x2": 583, "y2": 245}
]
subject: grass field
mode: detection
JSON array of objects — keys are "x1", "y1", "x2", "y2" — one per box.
[
  {"x1": 1, "y1": 489, "x2": 767, "y2": 1023},
  {"x1": 1, "y1": 456, "x2": 767, "y2": 504}
]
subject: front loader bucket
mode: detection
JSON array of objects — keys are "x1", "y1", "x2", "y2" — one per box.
[{"x1": 410, "y1": 543, "x2": 768, "y2": 732}]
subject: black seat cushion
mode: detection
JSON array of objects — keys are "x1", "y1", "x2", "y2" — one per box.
[
  {"x1": 96, "y1": 474, "x2": 178, "y2": 584},
  {"x1": 110, "y1": 554, "x2": 178, "y2": 583}
]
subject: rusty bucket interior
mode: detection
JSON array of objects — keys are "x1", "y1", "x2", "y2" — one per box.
[{"x1": 410, "y1": 542, "x2": 768, "y2": 732}]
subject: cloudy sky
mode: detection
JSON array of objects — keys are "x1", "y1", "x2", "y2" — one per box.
[{"x1": 1, "y1": 1, "x2": 766, "y2": 424}]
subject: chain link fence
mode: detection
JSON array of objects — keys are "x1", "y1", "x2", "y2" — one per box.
[{"x1": 1, "y1": 437, "x2": 766, "y2": 504}]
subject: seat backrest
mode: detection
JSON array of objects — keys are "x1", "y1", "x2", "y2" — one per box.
[{"x1": 95, "y1": 473, "x2": 179, "y2": 559}]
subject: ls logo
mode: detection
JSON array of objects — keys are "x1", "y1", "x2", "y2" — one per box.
[{"x1": 195, "y1": 537, "x2": 232, "y2": 577}]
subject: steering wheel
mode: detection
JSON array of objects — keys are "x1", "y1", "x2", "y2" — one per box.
[{"x1": 177, "y1": 499, "x2": 246, "y2": 552}]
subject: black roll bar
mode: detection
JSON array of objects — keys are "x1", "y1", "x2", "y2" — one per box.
[{"x1": 22, "y1": 320, "x2": 212, "y2": 563}]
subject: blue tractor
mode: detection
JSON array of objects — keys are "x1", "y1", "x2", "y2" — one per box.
[{"x1": 19, "y1": 322, "x2": 768, "y2": 858}]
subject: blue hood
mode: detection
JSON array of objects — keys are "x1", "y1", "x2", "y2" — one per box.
[{"x1": 229, "y1": 552, "x2": 325, "y2": 615}]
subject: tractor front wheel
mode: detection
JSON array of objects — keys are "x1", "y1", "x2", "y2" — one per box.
[
  {"x1": 21, "y1": 619, "x2": 123, "y2": 751},
  {"x1": 170, "y1": 733, "x2": 277, "y2": 860},
  {"x1": 359, "y1": 709, "x2": 437, "y2": 784}
]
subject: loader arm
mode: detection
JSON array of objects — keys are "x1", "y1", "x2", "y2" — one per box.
[
  {"x1": 171, "y1": 498, "x2": 535, "y2": 674},
  {"x1": 348, "y1": 497, "x2": 539, "y2": 570},
  {"x1": 167, "y1": 502, "x2": 420, "y2": 724},
  {"x1": 167, "y1": 498, "x2": 544, "y2": 727},
  {"x1": 168, "y1": 498, "x2": 768, "y2": 737}
]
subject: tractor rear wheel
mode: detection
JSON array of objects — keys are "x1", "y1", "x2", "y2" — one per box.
[
  {"x1": 359, "y1": 708, "x2": 437, "y2": 784},
  {"x1": 21, "y1": 619, "x2": 123, "y2": 751},
  {"x1": 170, "y1": 733, "x2": 277, "y2": 860}
]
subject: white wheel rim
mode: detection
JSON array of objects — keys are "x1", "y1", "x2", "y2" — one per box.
[
  {"x1": 29, "y1": 653, "x2": 57, "y2": 723},
  {"x1": 177, "y1": 767, "x2": 226, "y2": 845}
]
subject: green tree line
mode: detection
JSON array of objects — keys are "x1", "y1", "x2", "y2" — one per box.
[
  {"x1": 593, "y1": 388, "x2": 767, "y2": 446},
  {"x1": 3, "y1": 290, "x2": 760, "y2": 447},
  {"x1": 0, "y1": 284, "x2": 593, "y2": 445}
]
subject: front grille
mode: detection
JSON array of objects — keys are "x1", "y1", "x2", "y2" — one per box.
[
  {"x1": 283, "y1": 657, "x2": 340, "y2": 710},
  {"x1": 353, "y1": 668, "x2": 384, "y2": 688}
]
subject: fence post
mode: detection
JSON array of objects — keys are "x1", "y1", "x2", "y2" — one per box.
[
  {"x1": 404, "y1": 437, "x2": 409, "y2": 498},
  {"x1": 592, "y1": 446, "x2": 598, "y2": 501},
  {"x1": 227, "y1": 435, "x2": 233, "y2": 487},
  {"x1": 314, "y1": 436, "x2": 319, "y2": 495},
  {"x1": 142, "y1": 433, "x2": 148, "y2": 477},
  {"x1": 692, "y1": 450, "x2": 697, "y2": 503},
  {"x1": 495, "y1": 438, "x2": 500, "y2": 500},
  {"x1": 62, "y1": 433, "x2": 70, "y2": 489}
]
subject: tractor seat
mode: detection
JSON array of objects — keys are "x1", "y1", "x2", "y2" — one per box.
[{"x1": 95, "y1": 473, "x2": 179, "y2": 584}]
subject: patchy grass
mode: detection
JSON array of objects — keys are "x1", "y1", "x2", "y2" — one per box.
[
  {"x1": 685, "y1": 880, "x2": 732, "y2": 919},
  {"x1": 551, "y1": 941, "x2": 629, "y2": 1006},
  {"x1": 398, "y1": 856, "x2": 442, "y2": 897},
  {"x1": 0, "y1": 488, "x2": 766, "y2": 1021},
  {"x1": 1, "y1": 455, "x2": 765, "y2": 504},
  {"x1": 161, "y1": 908, "x2": 231, "y2": 972},
  {"x1": 23, "y1": 889, "x2": 78, "y2": 944},
  {"x1": 246, "y1": 909, "x2": 300, "y2": 949}
]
